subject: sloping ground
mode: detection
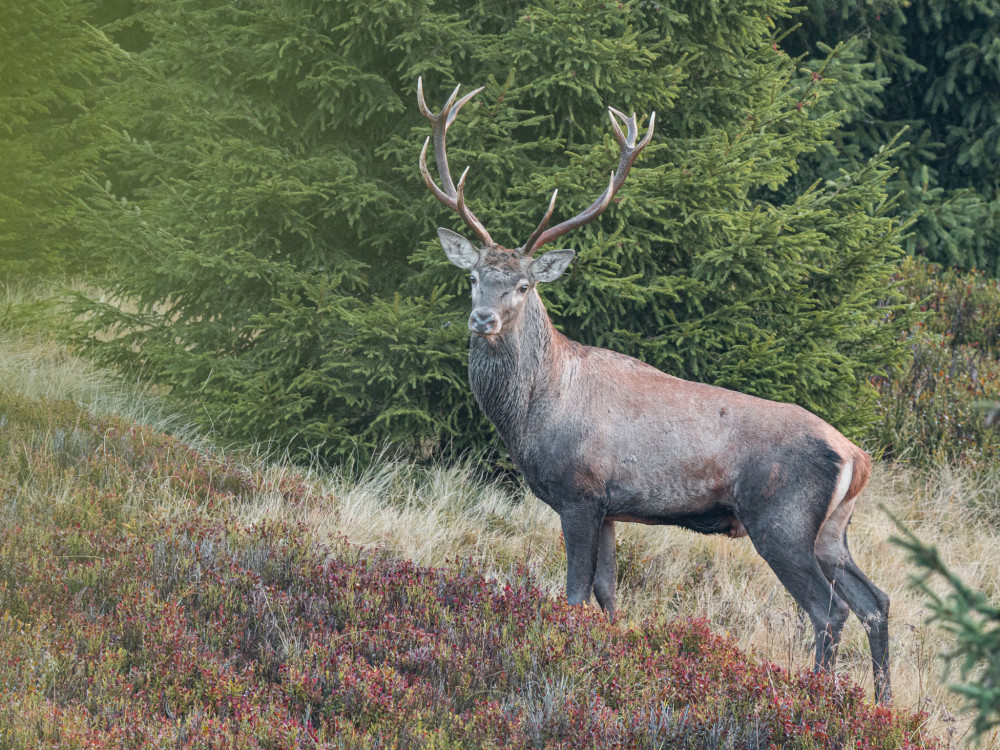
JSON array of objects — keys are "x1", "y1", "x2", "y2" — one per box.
[{"x1": 0, "y1": 384, "x2": 939, "y2": 748}]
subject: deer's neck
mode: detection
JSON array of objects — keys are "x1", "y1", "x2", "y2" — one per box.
[{"x1": 468, "y1": 291, "x2": 560, "y2": 456}]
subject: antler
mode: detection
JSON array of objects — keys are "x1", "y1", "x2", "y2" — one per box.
[
  {"x1": 417, "y1": 77, "x2": 494, "y2": 247},
  {"x1": 520, "y1": 107, "x2": 655, "y2": 256}
]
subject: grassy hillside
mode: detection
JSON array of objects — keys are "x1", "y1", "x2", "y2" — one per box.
[{"x1": 0, "y1": 287, "x2": 983, "y2": 748}]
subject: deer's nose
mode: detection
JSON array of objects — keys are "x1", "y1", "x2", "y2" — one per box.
[{"x1": 469, "y1": 308, "x2": 501, "y2": 336}]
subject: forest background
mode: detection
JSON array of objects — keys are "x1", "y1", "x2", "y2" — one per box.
[
  {"x1": 5, "y1": 0, "x2": 1000, "y2": 745},
  {"x1": 6, "y1": 0, "x2": 1000, "y2": 467}
]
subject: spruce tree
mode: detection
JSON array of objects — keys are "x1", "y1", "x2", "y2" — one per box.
[
  {"x1": 0, "y1": 0, "x2": 113, "y2": 276},
  {"x1": 788, "y1": 0, "x2": 1000, "y2": 273},
  {"x1": 76, "y1": 0, "x2": 915, "y2": 464}
]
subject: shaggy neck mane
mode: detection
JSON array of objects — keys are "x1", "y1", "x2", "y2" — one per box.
[{"x1": 468, "y1": 291, "x2": 560, "y2": 455}]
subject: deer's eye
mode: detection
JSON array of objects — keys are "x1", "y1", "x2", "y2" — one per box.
[
  {"x1": 518, "y1": 282, "x2": 529, "y2": 294},
  {"x1": 469, "y1": 275, "x2": 476, "y2": 285}
]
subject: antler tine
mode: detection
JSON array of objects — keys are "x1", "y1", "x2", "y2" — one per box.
[
  {"x1": 419, "y1": 137, "x2": 452, "y2": 205},
  {"x1": 416, "y1": 77, "x2": 493, "y2": 246},
  {"x1": 448, "y1": 87, "x2": 483, "y2": 129},
  {"x1": 641, "y1": 112, "x2": 656, "y2": 147},
  {"x1": 415, "y1": 77, "x2": 433, "y2": 119},
  {"x1": 520, "y1": 189, "x2": 559, "y2": 257},
  {"x1": 521, "y1": 108, "x2": 655, "y2": 256},
  {"x1": 608, "y1": 106, "x2": 638, "y2": 148},
  {"x1": 455, "y1": 166, "x2": 471, "y2": 214}
]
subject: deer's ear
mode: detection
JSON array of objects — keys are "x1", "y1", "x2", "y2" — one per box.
[
  {"x1": 438, "y1": 228, "x2": 480, "y2": 269},
  {"x1": 530, "y1": 249, "x2": 575, "y2": 283}
]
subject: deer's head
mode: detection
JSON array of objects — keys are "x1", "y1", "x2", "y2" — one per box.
[
  {"x1": 417, "y1": 79, "x2": 654, "y2": 338},
  {"x1": 436, "y1": 228, "x2": 574, "y2": 337}
]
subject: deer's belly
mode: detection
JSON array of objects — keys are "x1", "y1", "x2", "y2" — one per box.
[
  {"x1": 601, "y1": 469, "x2": 742, "y2": 535},
  {"x1": 605, "y1": 508, "x2": 747, "y2": 537}
]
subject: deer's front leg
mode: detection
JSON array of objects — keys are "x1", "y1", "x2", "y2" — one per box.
[
  {"x1": 560, "y1": 509, "x2": 604, "y2": 608},
  {"x1": 592, "y1": 519, "x2": 617, "y2": 619}
]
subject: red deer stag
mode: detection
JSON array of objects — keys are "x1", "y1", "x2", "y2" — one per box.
[{"x1": 417, "y1": 78, "x2": 891, "y2": 703}]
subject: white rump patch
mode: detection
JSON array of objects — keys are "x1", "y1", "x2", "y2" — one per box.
[
  {"x1": 821, "y1": 460, "x2": 854, "y2": 528},
  {"x1": 834, "y1": 461, "x2": 854, "y2": 506},
  {"x1": 816, "y1": 461, "x2": 857, "y2": 559}
]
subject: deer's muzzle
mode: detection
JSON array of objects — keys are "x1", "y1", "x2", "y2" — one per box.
[{"x1": 469, "y1": 308, "x2": 501, "y2": 336}]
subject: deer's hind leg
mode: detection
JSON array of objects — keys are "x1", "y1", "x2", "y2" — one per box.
[
  {"x1": 815, "y1": 496, "x2": 892, "y2": 703},
  {"x1": 741, "y1": 502, "x2": 850, "y2": 674},
  {"x1": 738, "y1": 449, "x2": 852, "y2": 675}
]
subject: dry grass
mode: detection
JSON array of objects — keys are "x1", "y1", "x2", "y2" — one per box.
[
  {"x1": 3, "y1": 281, "x2": 997, "y2": 747},
  {"x1": 0, "y1": 280, "x2": 202, "y2": 442}
]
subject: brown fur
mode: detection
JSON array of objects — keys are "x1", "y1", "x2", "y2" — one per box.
[
  {"x1": 765, "y1": 462, "x2": 785, "y2": 499},
  {"x1": 846, "y1": 447, "x2": 872, "y2": 502},
  {"x1": 481, "y1": 245, "x2": 522, "y2": 270}
]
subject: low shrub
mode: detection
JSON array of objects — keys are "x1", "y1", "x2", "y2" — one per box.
[
  {"x1": 869, "y1": 257, "x2": 1000, "y2": 465},
  {"x1": 0, "y1": 387, "x2": 938, "y2": 749},
  {"x1": 0, "y1": 518, "x2": 936, "y2": 749}
]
